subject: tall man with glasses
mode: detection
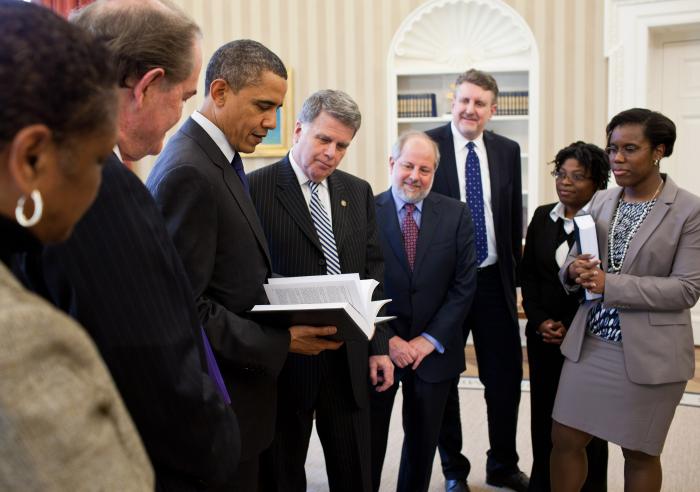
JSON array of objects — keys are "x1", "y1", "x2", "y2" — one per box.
[
  {"x1": 426, "y1": 69, "x2": 528, "y2": 492},
  {"x1": 248, "y1": 89, "x2": 393, "y2": 492}
]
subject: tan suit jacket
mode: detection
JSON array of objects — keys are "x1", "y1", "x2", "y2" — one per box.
[
  {"x1": 0, "y1": 263, "x2": 153, "y2": 491},
  {"x1": 560, "y1": 176, "x2": 700, "y2": 385}
]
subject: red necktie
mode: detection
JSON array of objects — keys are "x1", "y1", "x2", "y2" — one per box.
[{"x1": 402, "y1": 203, "x2": 419, "y2": 270}]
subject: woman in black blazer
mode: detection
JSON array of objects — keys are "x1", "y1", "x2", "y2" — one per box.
[{"x1": 520, "y1": 142, "x2": 610, "y2": 491}]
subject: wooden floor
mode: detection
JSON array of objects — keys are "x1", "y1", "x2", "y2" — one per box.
[{"x1": 462, "y1": 345, "x2": 700, "y2": 393}]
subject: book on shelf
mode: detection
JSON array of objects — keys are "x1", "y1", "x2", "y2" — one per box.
[
  {"x1": 497, "y1": 90, "x2": 529, "y2": 116},
  {"x1": 397, "y1": 93, "x2": 437, "y2": 118},
  {"x1": 573, "y1": 214, "x2": 602, "y2": 301},
  {"x1": 248, "y1": 273, "x2": 394, "y2": 342}
]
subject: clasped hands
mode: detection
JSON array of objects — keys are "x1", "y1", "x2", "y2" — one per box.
[
  {"x1": 537, "y1": 319, "x2": 566, "y2": 344},
  {"x1": 568, "y1": 253, "x2": 606, "y2": 294},
  {"x1": 388, "y1": 335, "x2": 435, "y2": 370}
]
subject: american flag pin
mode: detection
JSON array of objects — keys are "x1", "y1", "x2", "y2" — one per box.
[{"x1": 340, "y1": 200, "x2": 348, "y2": 207}]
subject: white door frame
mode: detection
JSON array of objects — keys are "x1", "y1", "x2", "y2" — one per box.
[
  {"x1": 605, "y1": 0, "x2": 700, "y2": 344},
  {"x1": 605, "y1": 0, "x2": 700, "y2": 114}
]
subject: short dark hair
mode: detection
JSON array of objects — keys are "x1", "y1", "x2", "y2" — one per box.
[
  {"x1": 605, "y1": 108, "x2": 676, "y2": 157},
  {"x1": 205, "y1": 39, "x2": 287, "y2": 95},
  {"x1": 71, "y1": 0, "x2": 201, "y2": 88},
  {"x1": 455, "y1": 69, "x2": 499, "y2": 103},
  {"x1": 298, "y1": 90, "x2": 361, "y2": 135},
  {"x1": 0, "y1": 0, "x2": 117, "y2": 147},
  {"x1": 552, "y1": 141, "x2": 610, "y2": 191}
]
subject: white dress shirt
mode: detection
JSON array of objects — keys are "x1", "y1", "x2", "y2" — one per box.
[
  {"x1": 289, "y1": 147, "x2": 333, "y2": 223},
  {"x1": 549, "y1": 201, "x2": 591, "y2": 267},
  {"x1": 191, "y1": 111, "x2": 238, "y2": 165},
  {"x1": 450, "y1": 123, "x2": 497, "y2": 267}
]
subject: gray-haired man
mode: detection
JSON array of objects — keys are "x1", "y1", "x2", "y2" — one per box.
[{"x1": 248, "y1": 89, "x2": 394, "y2": 492}]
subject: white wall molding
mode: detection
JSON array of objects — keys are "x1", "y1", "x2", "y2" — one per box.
[{"x1": 605, "y1": 0, "x2": 700, "y2": 116}]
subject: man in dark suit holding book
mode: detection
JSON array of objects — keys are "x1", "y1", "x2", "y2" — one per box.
[
  {"x1": 371, "y1": 131, "x2": 477, "y2": 492},
  {"x1": 426, "y1": 69, "x2": 528, "y2": 492},
  {"x1": 147, "y1": 41, "x2": 339, "y2": 491},
  {"x1": 248, "y1": 89, "x2": 393, "y2": 492}
]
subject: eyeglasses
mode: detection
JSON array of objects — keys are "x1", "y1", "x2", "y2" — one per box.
[
  {"x1": 605, "y1": 144, "x2": 649, "y2": 158},
  {"x1": 551, "y1": 170, "x2": 591, "y2": 182}
]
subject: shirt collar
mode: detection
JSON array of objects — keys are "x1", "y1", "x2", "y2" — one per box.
[
  {"x1": 549, "y1": 200, "x2": 592, "y2": 223},
  {"x1": 289, "y1": 146, "x2": 329, "y2": 190},
  {"x1": 390, "y1": 186, "x2": 424, "y2": 214},
  {"x1": 191, "y1": 111, "x2": 237, "y2": 164},
  {"x1": 450, "y1": 122, "x2": 485, "y2": 150},
  {"x1": 113, "y1": 145, "x2": 122, "y2": 163}
]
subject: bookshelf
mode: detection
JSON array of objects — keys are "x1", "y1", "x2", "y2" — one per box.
[{"x1": 387, "y1": 0, "x2": 540, "y2": 233}]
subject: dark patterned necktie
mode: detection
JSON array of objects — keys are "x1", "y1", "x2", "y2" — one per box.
[
  {"x1": 401, "y1": 203, "x2": 419, "y2": 270},
  {"x1": 231, "y1": 153, "x2": 250, "y2": 195},
  {"x1": 466, "y1": 142, "x2": 487, "y2": 264}
]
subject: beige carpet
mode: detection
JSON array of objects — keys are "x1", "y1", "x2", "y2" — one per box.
[{"x1": 304, "y1": 382, "x2": 700, "y2": 491}]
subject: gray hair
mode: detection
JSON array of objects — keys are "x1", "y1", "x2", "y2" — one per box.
[
  {"x1": 71, "y1": 0, "x2": 201, "y2": 88},
  {"x1": 298, "y1": 89, "x2": 361, "y2": 135},
  {"x1": 391, "y1": 131, "x2": 440, "y2": 168},
  {"x1": 205, "y1": 39, "x2": 287, "y2": 95}
]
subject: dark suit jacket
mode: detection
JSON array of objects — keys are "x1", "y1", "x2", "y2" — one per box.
[
  {"x1": 520, "y1": 203, "x2": 581, "y2": 337},
  {"x1": 16, "y1": 154, "x2": 240, "y2": 491},
  {"x1": 147, "y1": 118, "x2": 290, "y2": 461},
  {"x1": 375, "y1": 190, "x2": 477, "y2": 382},
  {"x1": 426, "y1": 123, "x2": 523, "y2": 322},
  {"x1": 248, "y1": 156, "x2": 388, "y2": 409}
]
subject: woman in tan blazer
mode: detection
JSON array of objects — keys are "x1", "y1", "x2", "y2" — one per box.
[
  {"x1": 549, "y1": 108, "x2": 700, "y2": 492},
  {"x1": 0, "y1": 3, "x2": 152, "y2": 490}
]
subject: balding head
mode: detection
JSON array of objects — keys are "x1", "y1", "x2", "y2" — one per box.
[
  {"x1": 71, "y1": 0, "x2": 203, "y2": 160},
  {"x1": 71, "y1": 0, "x2": 200, "y2": 87}
]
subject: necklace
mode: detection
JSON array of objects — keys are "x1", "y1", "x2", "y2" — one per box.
[{"x1": 608, "y1": 179, "x2": 664, "y2": 272}]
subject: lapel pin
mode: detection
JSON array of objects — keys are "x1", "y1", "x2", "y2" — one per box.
[{"x1": 340, "y1": 200, "x2": 348, "y2": 207}]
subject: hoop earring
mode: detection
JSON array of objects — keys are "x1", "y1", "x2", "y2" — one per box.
[
  {"x1": 15, "y1": 189, "x2": 43, "y2": 228},
  {"x1": 654, "y1": 159, "x2": 661, "y2": 167}
]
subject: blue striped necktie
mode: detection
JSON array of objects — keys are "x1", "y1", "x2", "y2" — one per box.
[
  {"x1": 309, "y1": 181, "x2": 342, "y2": 275},
  {"x1": 466, "y1": 141, "x2": 488, "y2": 264}
]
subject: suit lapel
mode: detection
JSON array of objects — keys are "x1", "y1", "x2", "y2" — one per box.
[
  {"x1": 621, "y1": 177, "x2": 676, "y2": 273},
  {"x1": 594, "y1": 188, "x2": 621, "y2": 270},
  {"x1": 376, "y1": 190, "x2": 411, "y2": 274},
  {"x1": 483, "y1": 131, "x2": 501, "y2": 228},
  {"x1": 414, "y1": 193, "x2": 442, "y2": 274},
  {"x1": 438, "y1": 124, "x2": 460, "y2": 199},
  {"x1": 275, "y1": 157, "x2": 323, "y2": 252},
  {"x1": 181, "y1": 118, "x2": 272, "y2": 268},
  {"x1": 328, "y1": 173, "x2": 348, "y2": 255}
]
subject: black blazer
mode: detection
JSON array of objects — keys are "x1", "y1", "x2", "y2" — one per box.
[
  {"x1": 375, "y1": 190, "x2": 477, "y2": 382},
  {"x1": 147, "y1": 118, "x2": 291, "y2": 461},
  {"x1": 18, "y1": 154, "x2": 240, "y2": 491},
  {"x1": 520, "y1": 203, "x2": 581, "y2": 337},
  {"x1": 248, "y1": 156, "x2": 388, "y2": 409},
  {"x1": 426, "y1": 123, "x2": 523, "y2": 321}
]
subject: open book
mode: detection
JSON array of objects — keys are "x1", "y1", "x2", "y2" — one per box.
[
  {"x1": 573, "y1": 214, "x2": 603, "y2": 301},
  {"x1": 248, "y1": 273, "x2": 393, "y2": 341}
]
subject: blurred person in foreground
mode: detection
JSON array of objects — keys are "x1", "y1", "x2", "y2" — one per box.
[
  {"x1": 13, "y1": 0, "x2": 241, "y2": 489},
  {"x1": 520, "y1": 141, "x2": 610, "y2": 492},
  {"x1": 0, "y1": 1, "x2": 152, "y2": 489},
  {"x1": 551, "y1": 109, "x2": 700, "y2": 492}
]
